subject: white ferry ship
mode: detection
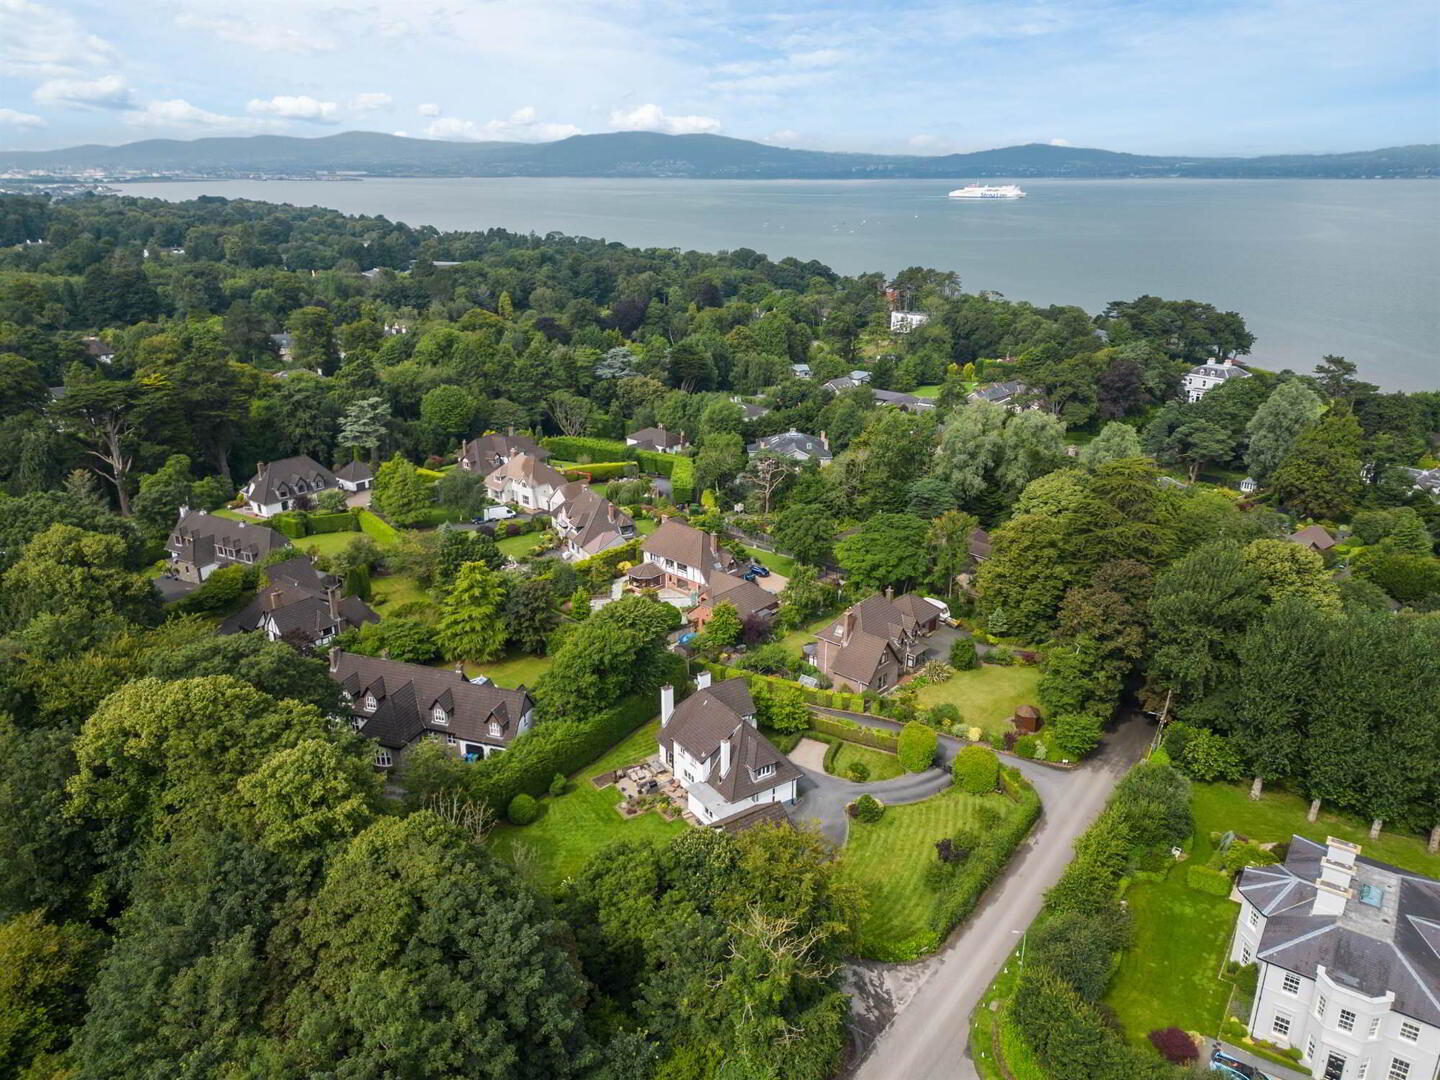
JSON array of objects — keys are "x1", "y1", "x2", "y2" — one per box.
[{"x1": 947, "y1": 184, "x2": 1026, "y2": 200}]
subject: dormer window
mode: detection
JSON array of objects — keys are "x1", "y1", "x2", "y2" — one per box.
[
  {"x1": 488, "y1": 721, "x2": 502, "y2": 737},
  {"x1": 431, "y1": 705, "x2": 448, "y2": 725},
  {"x1": 364, "y1": 693, "x2": 377, "y2": 712},
  {"x1": 374, "y1": 747, "x2": 392, "y2": 768},
  {"x1": 756, "y1": 763, "x2": 775, "y2": 778}
]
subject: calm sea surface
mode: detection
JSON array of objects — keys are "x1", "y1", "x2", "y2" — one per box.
[{"x1": 119, "y1": 177, "x2": 1439, "y2": 391}]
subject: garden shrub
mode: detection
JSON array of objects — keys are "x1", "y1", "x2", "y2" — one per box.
[
  {"x1": 269, "y1": 511, "x2": 310, "y2": 539},
  {"x1": 847, "y1": 762, "x2": 870, "y2": 782},
  {"x1": 921, "y1": 660, "x2": 951, "y2": 683},
  {"x1": 507, "y1": 793, "x2": 539, "y2": 825},
  {"x1": 548, "y1": 772, "x2": 567, "y2": 797},
  {"x1": 986, "y1": 645, "x2": 1014, "y2": 666},
  {"x1": 1147, "y1": 1027, "x2": 1197, "y2": 1064},
  {"x1": 560, "y1": 462, "x2": 634, "y2": 482},
  {"x1": 344, "y1": 563, "x2": 371, "y2": 601},
  {"x1": 949, "y1": 638, "x2": 978, "y2": 670},
  {"x1": 849, "y1": 794, "x2": 884, "y2": 823},
  {"x1": 1218, "y1": 840, "x2": 1277, "y2": 875},
  {"x1": 896, "y1": 721, "x2": 937, "y2": 772},
  {"x1": 1027, "y1": 907, "x2": 1132, "y2": 1001},
  {"x1": 1012, "y1": 735, "x2": 1039, "y2": 759},
  {"x1": 966, "y1": 726, "x2": 985, "y2": 743},
  {"x1": 307, "y1": 510, "x2": 359, "y2": 534},
  {"x1": 172, "y1": 563, "x2": 257, "y2": 615},
  {"x1": 952, "y1": 745, "x2": 1000, "y2": 794},
  {"x1": 1048, "y1": 712, "x2": 1105, "y2": 761},
  {"x1": 928, "y1": 703, "x2": 962, "y2": 727},
  {"x1": 811, "y1": 715, "x2": 898, "y2": 751},
  {"x1": 357, "y1": 510, "x2": 401, "y2": 546},
  {"x1": 1187, "y1": 865, "x2": 1233, "y2": 896}
]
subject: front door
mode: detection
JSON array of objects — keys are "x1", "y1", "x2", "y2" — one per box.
[{"x1": 1323, "y1": 1052, "x2": 1346, "y2": 1080}]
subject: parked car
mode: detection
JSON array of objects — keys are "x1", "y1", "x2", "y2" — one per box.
[
  {"x1": 1209, "y1": 1050, "x2": 1260, "y2": 1080},
  {"x1": 747, "y1": 563, "x2": 771, "y2": 577}
]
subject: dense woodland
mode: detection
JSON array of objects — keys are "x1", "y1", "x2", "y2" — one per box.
[{"x1": 0, "y1": 192, "x2": 1437, "y2": 1079}]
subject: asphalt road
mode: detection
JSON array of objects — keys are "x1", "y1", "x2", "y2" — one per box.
[{"x1": 848, "y1": 715, "x2": 1154, "y2": 1080}]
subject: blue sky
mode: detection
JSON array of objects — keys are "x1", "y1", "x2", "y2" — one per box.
[{"x1": 1, "y1": 0, "x2": 1437, "y2": 154}]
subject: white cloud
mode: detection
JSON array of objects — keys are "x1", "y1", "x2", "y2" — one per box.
[
  {"x1": 0, "y1": 107, "x2": 46, "y2": 129},
  {"x1": 246, "y1": 94, "x2": 340, "y2": 122},
  {"x1": 33, "y1": 75, "x2": 136, "y2": 110},
  {"x1": 789, "y1": 48, "x2": 845, "y2": 69},
  {"x1": 350, "y1": 92, "x2": 392, "y2": 112},
  {"x1": 391, "y1": 130, "x2": 408, "y2": 137},
  {"x1": 0, "y1": 0, "x2": 118, "y2": 78},
  {"x1": 608, "y1": 103, "x2": 720, "y2": 135},
  {"x1": 424, "y1": 107, "x2": 582, "y2": 143},
  {"x1": 174, "y1": 13, "x2": 336, "y2": 54},
  {"x1": 417, "y1": 103, "x2": 442, "y2": 117},
  {"x1": 1049, "y1": 137, "x2": 1073, "y2": 146},
  {"x1": 126, "y1": 98, "x2": 284, "y2": 133},
  {"x1": 908, "y1": 134, "x2": 945, "y2": 148}
]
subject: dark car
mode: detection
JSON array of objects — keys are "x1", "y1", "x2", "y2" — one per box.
[
  {"x1": 748, "y1": 563, "x2": 771, "y2": 577},
  {"x1": 1209, "y1": 1050, "x2": 1260, "y2": 1080}
]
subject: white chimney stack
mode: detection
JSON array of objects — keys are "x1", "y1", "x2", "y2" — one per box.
[
  {"x1": 696, "y1": 670, "x2": 712, "y2": 690},
  {"x1": 660, "y1": 684, "x2": 675, "y2": 726},
  {"x1": 328, "y1": 646, "x2": 340, "y2": 673},
  {"x1": 720, "y1": 736, "x2": 731, "y2": 778},
  {"x1": 1320, "y1": 836, "x2": 1361, "y2": 894},
  {"x1": 1312, "y1": 879, "x2": 1350, "y2": 917}
]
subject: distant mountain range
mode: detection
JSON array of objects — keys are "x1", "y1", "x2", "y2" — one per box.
[{"x1": 1, "y1": 131, "x2": 1436, "y2": 180}]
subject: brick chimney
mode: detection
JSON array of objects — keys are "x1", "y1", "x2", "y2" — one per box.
[
  {"x1": 268, "y1": 589, "x2": 285, "y2": 610},
  {"x1": 841, "y1": 610, "x2": 856, "y2": 642},
  {"x1": 326, "y1": 584, "x2": 341, "y2": 621},
  {"x1": 660, "y1": 684, "x2": 675, "y2": 727},
  {"x1": 885, "y1": 585, "x2": 894, "y2": 600},
  {"x1": 455, "y1": 660, "x2": 466, "y2": 679},
  {"x1": 819, "y1": 431, "x2": 829, "y2": 450}
]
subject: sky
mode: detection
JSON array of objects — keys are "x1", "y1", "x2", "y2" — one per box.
[{"x1": 1, "y1": 0, "x2": 1437, "y2": 155}]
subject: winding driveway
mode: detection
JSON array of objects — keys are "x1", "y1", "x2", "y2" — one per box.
[{"x1": 842, "y1": 715, "x2": 1154, "y2": 1079}]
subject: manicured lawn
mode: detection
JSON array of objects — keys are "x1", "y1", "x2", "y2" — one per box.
[
  {"x1": 828, "y1": 741, "x2": 905, "y2": 781},
  {"x1": 912, "y1": 664, "x2": 1042, "y2": 734},
  {"x1": 844, "y1": 786, "x2": 1013, "y2": 956},
  {"x1": 911, "y1": 383, "x2": 943, "y2": 398},
  {"x1": 744, "y1": 547, "x2": 797, "y2": 578},
  {"x1": 496, "y1": 531, "x2": 549, "y2": 559},
  {"x1": 488, "y1": 720, "x2": 686, "y2": 888},
  {"x1": 461, "y1": 651, "x2": 553, "y2": 689},
  {"x1": 294, "y1": 530, "x2": 368, "y2": 558},
  {"x1": 1191, "y1": 782, "x2": 1440, "y2": 877},
  {"x1": 211, "y1": 508, "x2": 251, "y2": 523},
  {"x1": 370, "y1": 572, "x2": 435, "y2": 618},
  {"x1": 775, "y1": 611, "x2": 840, "y2": 655},
  {"x1": 635, "y1": 517, "x2": 658, "y2": 536},
  {"x1": 1105, "y1": 781, "x2": 1440, "y2": 1050}
]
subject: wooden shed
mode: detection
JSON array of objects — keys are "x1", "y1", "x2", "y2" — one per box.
[{"x1": 1011, "y1": 705, "x2": 1042, "y2": 734}]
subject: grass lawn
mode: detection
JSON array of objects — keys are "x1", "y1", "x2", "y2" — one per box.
[
  {"x1": 912, "y1": 664, "x2": 1041, "y2": 734},
  {"x1": 369, "y1": 572, "x2": 435, "y2": 618},
  {"x1": 488, "y1": 720, "x2": 686, "y2": 888},
  {"x1": 496, "y1": 531, "x2": 548, "y2": 559},
  {"x1": 775, "y1": 611, "x2": 840, "y2": 655},
  {"x1": 844, "y1": 786, "x2": 1014, "y2": 957},
  {"x1": 635, "y1": 517, "x2": 658, "y2": 536},
  {"x1": 828, "y1": 741, "x2": 905, "y2": 781},
  {"x1": 211, "y1": 508, "x2": 250, "y2": 523},
  {"x1": 1105, "y1": 781, "x2": 1440, "y2": 1049},
  {"x1": 911, "y1": 383, "x2": 943, "y2": 398},
  {"x1": 744, "y1": 547, "x2": 798, "y2": 578},
  {"x1": 293, "y1": 530, "x2": 368, "y2": 558},
  {"x1": 461, "y1": 651, "x2": 553, "y2": 689}
]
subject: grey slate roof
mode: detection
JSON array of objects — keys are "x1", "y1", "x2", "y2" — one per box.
[
  {"x1": 1188, "y1": 363, "x2": 1251, "y2": 381},
  {"x1": 218, "y1": 555, "x2": 378, "y2": 638},
  {"x1": 713, "y1": 801, "x2": 793, "y2": 835},
  {"x1": 747, "y1": 430, "x2": 832, "y2": 462},
  {"x1": 243, "y1": 455, "x2": 338, "y2": 506},
  {"x1": 871, "y1": 388, "x2": 934, "y2": 411},
  {"x1": 335, "y1": 460, "x2": 373, "y2": 482},
  {"x1": 330, "y1": 650, "x2": 533, "y2": 751},
  {"x1": 627, "y1": 426, "x2": 686, "y2": 450},
  {"x1": 968, "y1": 380, "x2": 1030, "y2": 405},
  {"x1": 1237, "y1": 835, "x2": 1440, "y2": 1027},
  {"x1": 167, "y1": 510, "x2": 290, "y2": 567}
]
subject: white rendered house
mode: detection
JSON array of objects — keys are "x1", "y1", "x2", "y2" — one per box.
[
  {"x1": 1183, "y1": 358, "x2": 1252, "y2": 402},
  {"x1": 657, "y1": 673, "x2": 801, "y2": 825},
  {"x1": 1230, "y1": 835, "x2": 1440, "y2": 1080}
]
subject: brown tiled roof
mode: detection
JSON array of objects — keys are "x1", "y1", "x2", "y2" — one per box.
[
  {"x1": 219, "y1": 556, "x2": 377, "y2": 638},
  {"x1": 459, "y1": 433, "x2": 549, "y2": 471},
  {"x1": 335, "y1": 460, "x2": 372, "y2": 482},
  {"x1": 1287, "y1": 524, "x2": 1337, "y2": 551},
  {"x1": 707, "y1": 573, "x2": 780, "y2": 621},
  {"x1": 330, "y1": 651, "x2": 532, "y2": 750},
  {"x1": 641, "y1": 520, "x2": 738, "y2": 579},
  {"x1": 892, "y1": 593, "x2": 940, "y2": 627},
  {"x1": 627, "y1": 426, "x2": 685, "y2": 449},
  {"x1": 485, "y1": 452, "x2": 566, "y2": 490},
  {"x1": 658, "y1": 678, "x2": 800, "y2": 803},
  {"x1": 968, "y1": 528, "x2": 992, "y2": 561}
]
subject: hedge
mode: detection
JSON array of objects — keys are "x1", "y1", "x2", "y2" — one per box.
[
  {"x1": 416, "y1": 466, "x2": 447, "y2": 482},
  {"x1": 925, "y1": 770, "x2": 1042, "y2": 949},
  {"x1": 560, "y1": 462, "x2": 635, "y2": 482},
  {"x1": 810, "y1": 714, "x2": 898, "y2": 751},
  {"x1": 308, "y1": 510, "x2": 360, "y2": 534},
  {"x1": 465, "y1": 653, "x2": 687, "y2": 812},
  {"x1": 700, "y1": 661, "x2": 866, "y2": 713},
  {"x1": 542, "y1": 436, "x2": 633, "y2": 462},
  {"x1": 1187, "y1": 864, "x2": 1233, "y2": 897},
  {"x1": 268, "y1": 511, "x2": 310, "y2": 539},
  {"x1": 633, "y1": 450, "x2": 695, "y2": 504},
  {"x1": 357, "y1": 510, "x2": 401, "y2": 547},
  {"x1": 572, "y1": 538, "x2": 643, "y2": 590}
]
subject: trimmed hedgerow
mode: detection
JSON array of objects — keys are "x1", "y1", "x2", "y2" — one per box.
[
  {"x1": 541, "y1": 436, "x2": 633, "y2": 462},
  {"x1": 952, "y1": 745, "x2": 1000, "y2": 794},
  {"x1": 897, "y1": 721, "x2": 938, "y2": 772},
  {"x1": 1186, "y1": 864, "x2": 1233, "y2": 897}
]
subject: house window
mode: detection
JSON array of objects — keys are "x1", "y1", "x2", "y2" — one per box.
[
  {"x1": 1398, "y1": 1022, "x2": 1419, "y2": 1044},
  {"x1": 1273, "y1": 1013, "x2": 1292, "y2": 1039},
  {"x1": 374, "y1": 747, "x2": 392, "y2": 768},
  {"x1": 1307, "y1": 1038, "x2": 1316, "y2": 1061},
  {"x1": 1249, "y1": 907, "x2": 1261, "y2": 927},
  {"x1": 431, "y1": 705, "x2": 448, "y2": 725},
  {"x1": 1358, "y1": 1061, "x2": 1368, "y2": 1080},
  {"x1": 1339, "y1": 1010, "x2": 1357, "y2": 1033},
  {"x1": 488, "y1": 721, "x2": 501, "y2": 737},
  {"x1": 756, "y1": 764, "x2": 775, "y2": 778},
  {"x1": 1241, "y1": 944, "x2": 1252, "y2": 964},
  {"x1": 1317, "y1": 995, "x2": 1328, "y2": 1021},
  {"x1": 1369, "y1": 1017, "x2": 1381, "y2": 1038},
  {"x1": 1387, "y1": 1059, "x2": 1410, "y2": 1080},
  {"x1": 1283, "y1": 973, "x2": 1302, "y2": 995},
  {"x1": 364, "y1": 693, "x2": 377, "y2": 712},
  {"x1": 446, "y1": 734, "x2": 456, "y2": 746}
]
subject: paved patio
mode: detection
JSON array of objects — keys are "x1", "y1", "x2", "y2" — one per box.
[{"x1": 790, "y1": 737, "x2": 829, "y2": 771}]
